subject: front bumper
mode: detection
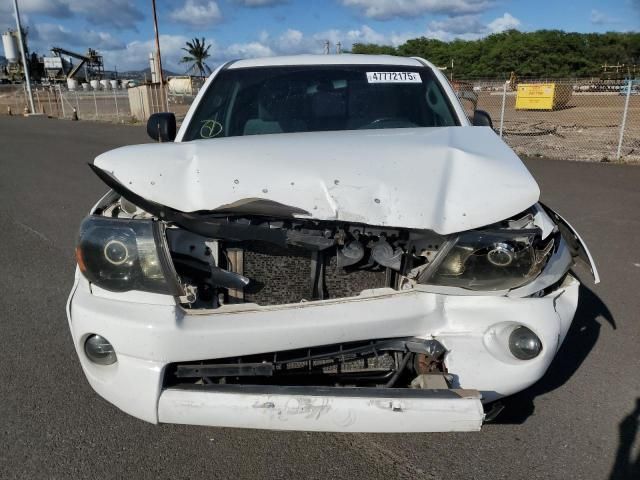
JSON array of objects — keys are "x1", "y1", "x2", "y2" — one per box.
[
  {"x1": 67, "y1": 272, "x2": 580, "y2": 431},
  {"x1": 159, "y1": 385, "x2": 485, "y2": 432}
]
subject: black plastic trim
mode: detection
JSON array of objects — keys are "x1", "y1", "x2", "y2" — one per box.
[{"x1": 167, "y1": 383, "x2": 467, "y2": 399}]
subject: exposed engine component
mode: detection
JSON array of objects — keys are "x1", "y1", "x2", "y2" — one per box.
[
  {"x1": 371, "y1": 238, "x2": 403, "y2": 270},
  {"x1": 165, "y1": 337, "x2": 448, "y2": 389},
  {"x1": 337, "y1": 240, "x2": 364, "y2": 267},
  {"x1": 93, "y1": 178, "x2": 555, "y2": 309}
]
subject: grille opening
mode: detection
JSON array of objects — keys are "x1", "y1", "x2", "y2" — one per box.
[
  {"x1": 164, "y1": 338, "x2": 448, "y2": 390},
  {"x1": 165, "y1": 219, "x2": 445, "y2": 309}
]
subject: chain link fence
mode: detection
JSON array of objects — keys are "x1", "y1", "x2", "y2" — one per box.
[
  {"x1": 0, "y1": 84, "x2": 133, "y2": 121},
  {"x1": 455, "y1": 77, "x2": 640, "y2": 162},
  {"x1": 0, "y1": 83, "x2": 198, "y2": 123}
]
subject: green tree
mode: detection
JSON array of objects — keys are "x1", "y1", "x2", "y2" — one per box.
[
  {"x1": 352, "y1": 30, "x2": 640, "y2": 78},
  {"x1": 180, "y1": 37, "x2": 213, "y2": 77},
  {"x1": 351, "y1": 43, "x2": 398, "y2": 55}
]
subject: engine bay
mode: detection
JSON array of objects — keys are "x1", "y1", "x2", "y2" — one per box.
[{"x1": 90, "y1": 187, "x2": 559, "y2": 311}]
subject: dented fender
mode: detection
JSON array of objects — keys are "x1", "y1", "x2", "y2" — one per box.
[{"x1": 541, "y1": 203, "x2": 600, "y2": 283}]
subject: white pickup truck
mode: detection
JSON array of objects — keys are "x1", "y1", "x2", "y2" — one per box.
[{"x1": 67, "y1": 54, "x2": 598, "y2": 432}]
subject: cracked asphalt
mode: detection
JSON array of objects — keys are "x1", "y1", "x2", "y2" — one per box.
[{"x1": 1, "y1": 115, "x2": 639, "y2": 480}]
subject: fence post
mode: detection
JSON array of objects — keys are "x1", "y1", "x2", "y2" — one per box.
[
  {"x1": 74, "y1": 90, "x2": 80, "y2": 117},
  {"x1": 499, "y1": 80, "x2": 507, "y2": 137},
  {"x1": 616, "y1": 79, "x2": 632, "y2": 161},
  {"x1": 58, "y1": 86, "x2": 66, "y2": 117},
  {"x1": 139, "y1": 88, "x2": 146, "y2": 120},
  {"x1": 46, "y1": 88, "x2": 52, "y2": 115},
  {"x1": 152, "y1": 85, "x2": 158, "y2": 114},
  {"x1": 113, "y1": 87, "x2": 119, "y2": 120},
  {"x1": 93, "y1": 89, "x2": 98, "y2": 119}
]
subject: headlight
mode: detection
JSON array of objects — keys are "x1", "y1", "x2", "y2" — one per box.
[
  {"x1": 419, "y1": 229, "x2": 554, "y2": 291},
  {"x1": 76, "y1": 216, "x2": 182, "y2": 295}
]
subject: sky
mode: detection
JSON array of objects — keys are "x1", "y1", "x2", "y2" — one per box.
[{"x1": 1, "y1": 0, "x2": 638, "y2": 73}]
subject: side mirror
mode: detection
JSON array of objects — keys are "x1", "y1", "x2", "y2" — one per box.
[
  {"x1": 472, "y1": 109, "x2": 493, "y2": 128},
  {"x1": 147, "y1": 112, "x2": 176, "y2": 142}
]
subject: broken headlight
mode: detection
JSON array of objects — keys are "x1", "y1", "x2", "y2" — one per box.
[
  {"x1": 419, "y1": 229, "x2": 553, "y2": 291},
  {"x1": 76, "y1": 216, "x2": 182, "y2": 295}
]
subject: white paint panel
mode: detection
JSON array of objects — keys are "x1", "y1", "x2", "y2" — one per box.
[
  {"x1": 67, "y1": 273, "x2": 581, "y2": 424},
  {"x1": 95, "y1": 127, "x2": 539, "y2": 234},
  {"x1": 70, "y1": 282, "x2": 438, "y2": 362},
  {"x1": 158, "y1": 388, "x2": 484, "y2": 432}
]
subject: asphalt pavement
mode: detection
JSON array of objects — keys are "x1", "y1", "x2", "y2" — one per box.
[{"x1": 1, "y1": 115, "x2": 639, "y2": 480}]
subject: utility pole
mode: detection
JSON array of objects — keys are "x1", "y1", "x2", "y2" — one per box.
[
  {"x1": 151, "y1": 0, "x2": 167, "y2": 110},
  {"x1": 13, "y1": 0, "x2": 35, "y2": 114}
]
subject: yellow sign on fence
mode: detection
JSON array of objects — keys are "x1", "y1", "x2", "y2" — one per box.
[{"x1": 515, "y1": 83, "x2": 572, "y2": 110}]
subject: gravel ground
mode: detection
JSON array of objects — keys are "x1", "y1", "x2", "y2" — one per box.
[{"x1": 475, "y1": 92, "x2": 640, "y2": 163}]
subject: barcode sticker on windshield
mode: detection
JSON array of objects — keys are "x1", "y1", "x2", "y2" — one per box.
[{"x1": 366, "y1": 72, "x2": 422, "y2": 83}]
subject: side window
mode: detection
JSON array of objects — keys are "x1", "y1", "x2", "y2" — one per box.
[{"x1": 425, "y1": 82, "x2": 456, "y2": 126}]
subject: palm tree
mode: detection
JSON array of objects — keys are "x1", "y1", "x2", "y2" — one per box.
[{"x1": 180, "y1": 37, "x2": 212, "y2": 77}]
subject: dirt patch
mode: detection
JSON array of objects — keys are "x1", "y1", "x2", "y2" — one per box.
[{"x1": 476, "y1": 92, "x2": 640, "y2": 162}]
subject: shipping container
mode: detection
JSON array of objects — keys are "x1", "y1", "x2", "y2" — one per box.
[{"x1": 515, "y1": 83, "x2": 572, "y2": 110}]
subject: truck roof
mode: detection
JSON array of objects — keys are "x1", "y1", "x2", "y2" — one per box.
[{"x1": 228, "y1": 54, "x2": 425, "y2": 69}]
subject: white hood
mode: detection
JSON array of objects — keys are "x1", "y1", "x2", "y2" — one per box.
[{"x1": 94, "y1": 127, "x2": 539, "y2": 234}]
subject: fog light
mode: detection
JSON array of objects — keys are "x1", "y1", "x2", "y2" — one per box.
[
  {"x1": 84, "y1": 334, "x2": 117, "y2": 365},
  {"x1": 508, "y1": 326, "x2": 542, "y2": 360}
]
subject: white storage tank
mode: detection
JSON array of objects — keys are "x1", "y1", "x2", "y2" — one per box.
[
  {"x1": 81, "y1": 83, "x2": 89, "y2": 91},
  {"x1": 2, "y1": 31, "x2": 20, "y2": 63},
  {"x1": 99, "y1": 79, "x2": 109, "y2": 90},
  {"x1": 168, "y1": 76, "x2": 193, "y2": 95},
  {"x1": 110, "y1": 80, "x2": 118, "y2": 89},
  {"x1": 90, "y1": 79, "x2": 99, "y2": 90},
  {"x1": 66, "y1": 78, "x2": 78, "y2": 91}
]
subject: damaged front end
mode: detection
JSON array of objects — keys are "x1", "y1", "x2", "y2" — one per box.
[
  {"x1": 66, "y1": 160, "x2": 597, "y2": 432},
  {"x1": 82, "y1": 164, "x2": 572, "y2": 310}
]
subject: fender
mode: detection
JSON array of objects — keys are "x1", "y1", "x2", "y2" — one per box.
[{"x1": 541, "y1": 203, "x2": 600, "y2": 283}]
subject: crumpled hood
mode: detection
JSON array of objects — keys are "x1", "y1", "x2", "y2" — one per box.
[{"x1": 94, "y1": 127, "x2": 539, "y2": 234}]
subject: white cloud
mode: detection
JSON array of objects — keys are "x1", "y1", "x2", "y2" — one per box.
[
  {"x1": 234, "y1": 0, "x2": 288, "y2": 6},
  {"x1": 276, "y1": 29, "x2": 305, "y2": 51},
  {"x1": 487, "y1": 12, "x2": 520, "y2": 32},
  {"x1": 340, "y1": 0, "x2": 493, "y2": 20},
  {"x1": 345, "y1": 25, "x2": 388, "y2": 44},
  {"x1": 66, "y1": 0, "x2": 144, "y2": 30},
  {"x1": 224, "y1": 41, "x2": 275, "y2": 58},
  {"x1": 33, "y1": 23, "x2": 126, "y2": 51},
  {"x1": 169, "y1": 0, "x2": 223, "y2": 27},
  {"x1": 0, "y1": 0, "x2": 144, "y2": 30},
  {"x1": 590, "y1": 9, "x2": 618, "y2": 26},
  {"x1": 243, "y1": 25, "x2": 409, "y2": 58},
  {"x1": 101, "y1": 34, "x2": 196, "y2": 72},
  {"x1": 425, "y1": 12, "x2": 521, "y2": 40},
  {"x1": 428, "y1": 15, "x2": 487, "y2": 35},
  {"x1": 15, "y1": 0, "x2": 71, "y2": 18}
]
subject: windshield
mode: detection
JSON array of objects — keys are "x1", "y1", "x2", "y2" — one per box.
[{"x1": 182, "y1": 65, "x2": 459, "y2": 141}]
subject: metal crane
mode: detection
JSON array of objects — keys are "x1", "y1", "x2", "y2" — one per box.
[{"x1": 50, "y1": 46, "x2": 104, "y2": 81}]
